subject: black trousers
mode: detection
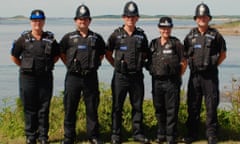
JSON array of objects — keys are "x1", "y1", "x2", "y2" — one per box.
[
  {"x1": 63, "y1": 71, "x2": 100, "y2": 140},
  {"x1": 186, "y1": 71, "x2": 219, "y2": 138},
  {"x1": 111, "y1": 71, "x2": 145, "y2": 138},
  {"x1": 152, "y1": 77, "x2": 180, "y2": 141},
  {"x1": 20, "y1": 72, "x2": 53, "y2": 140}
]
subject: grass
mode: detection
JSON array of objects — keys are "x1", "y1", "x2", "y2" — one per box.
[{"x1": 0, "y1": 83, "x2": 240, "y2": 144}]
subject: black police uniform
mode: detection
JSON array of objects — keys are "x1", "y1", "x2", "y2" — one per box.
[
  {"x1": 148, "y1": 36, "x2": 183, "y2": 142},
  {"x1": 184, "y1": 27, "x2": 227, "y2": 139},
  {"x1": 107, "y1": 26, "x2": 148, "y2": 140},
  {"x1": 11, "y1": 30, "x2": 59, "y2": 141},
  {"x1": 60, "y1": 30, "x2": 106, "y2": 141}
]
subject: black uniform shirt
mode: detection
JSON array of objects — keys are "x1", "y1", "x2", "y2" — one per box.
[
  {"x1": 183, "y1": 27, "x2": 227, "y2": 58},
  {"x1": 11, "y1": 31, "x2": 60, "y2": 59},
  {"x1": 149, "y1": 36, "x2": 184, "y2": 62},
  {"x1": 107, "y1": 26, "x2": 148, "y2": 54},
  {"x1": 60, "y1": 30, "x2": 106, "y2": 57}
]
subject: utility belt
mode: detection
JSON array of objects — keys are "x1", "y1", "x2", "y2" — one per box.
[
  {"x1": 153, "y1": 75, "x2": 179, "y2": 81},
  {"x1": 115, "y1": 69, "x2": 141, "y2": 75},
  {"x1": 20, "y1": 69, "x2": 52, "y2": 76},
  {"x1": 68, "y1": 69, "x2": 95, "y2": 76}
]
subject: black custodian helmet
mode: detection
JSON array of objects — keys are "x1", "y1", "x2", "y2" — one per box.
[
  {"x1": 194, "y1": 3, "x2": 212, "y2": 20},
  {"x1": 74, "y1": 4, "x2": 91, "y2": 20},
  {"x1": 122, "y1": 1, "x2": 139, "y2": 17},
  {"x1": 158, "y1": 16, "x2": 173, "y2": 28}
]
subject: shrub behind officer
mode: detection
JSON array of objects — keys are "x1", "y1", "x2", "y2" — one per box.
[
  {"x1": 147, "y1": 16, "x2": 187, "y2": 144},
  {"x1": 10, "y1": 9, "x2": 60, "y2": 144},
  {"x1": 105, "y1": 1, "x2": 150, "y2": 144},
  {"x1": 183, "y1": 3, "x2": 227, "y2": 144},
  {"x1": 59, "y1": 4, "x2": 106, "y2": 144}
]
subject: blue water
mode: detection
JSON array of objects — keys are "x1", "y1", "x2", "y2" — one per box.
[{"x1": 0, "y1": 18, "x2": 239, "y2": 106}]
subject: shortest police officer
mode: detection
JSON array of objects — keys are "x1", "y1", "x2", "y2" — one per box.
[
  {"x1": 183, "y1": 3, "x2": 227, "y2": 144},
  {"x1": 59, "y1": 4, "x2": 106, "y2": 144},
  {"x1": 11, "y1": 10, "x2": 60, "y2": 144},
  {"x1": 105, "y1": 1, "x2": 150, "y2": 144},
  {"x1": 147, "y1": 17, "x2": 187, "y2": 144}
]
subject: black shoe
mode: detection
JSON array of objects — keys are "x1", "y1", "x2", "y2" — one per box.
[
  {"x1": 133, "y1": 135, "x2": 150, "y2": 144},
  {"x1": 61, "y1": 138, "x2": 74, "y2": 144},
  {"x1": 182, "y1": 137, "x2": 196, "y2": 144},
  {"x1": 89, "y1": 138, "x2": 103, "y2": 144},
  {"x1": 156, "y1": 138, "x2": 165, "y2": 144},
  {"x1": 111, "y1": 139, "x2": 121, "y2": 144},
  {"x1": 208, "y1": 136, "x2": 217, "y2": 144},
  {"x1": 166, "y1": 141, "x2": 177, "y2": 144},
  {"x1": 39, "y1": 139, "x2": 49, "y2": 144},
  {"x1": 26, "y1": 139, "x2": 36, "y2": 144}
]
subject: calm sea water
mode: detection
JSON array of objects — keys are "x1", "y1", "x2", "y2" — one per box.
[{"x1": 0, "y1": 18, "x2": 239, "y2": 106}]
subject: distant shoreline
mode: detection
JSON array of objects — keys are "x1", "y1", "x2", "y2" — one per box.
[{"x1": 1, "y1": 15, "x2": 240, "y2": 36}]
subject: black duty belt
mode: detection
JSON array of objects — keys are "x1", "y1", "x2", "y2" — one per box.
[
  {"x1": 154, "y1": 75, "x2": 177, "y2": 81},
  {"x1": 68, "y1": 70, "x2": 94, "y2": 76}
]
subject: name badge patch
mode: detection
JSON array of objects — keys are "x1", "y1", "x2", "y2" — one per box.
[
  {"x1": 163, "y1": 49, "x2": 172, "y2": 54},
  {"x1": 194, "y1": 44, "x2": 202, "y2": 49},
  {"x1": 78, "y1": 45, "x2": 87, "y2": 50},
  {"x1": 120, "y1": 46, "x2": 127, "y2": 51}
]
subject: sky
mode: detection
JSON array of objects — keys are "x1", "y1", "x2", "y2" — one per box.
[{"x1": 0, "y1": 0, "x2": 239, "y2": 18}]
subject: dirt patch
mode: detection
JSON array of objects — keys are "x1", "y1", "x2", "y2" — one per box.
[{"x1": 213, "y1": 25, "x2": 240, "y2": 36}]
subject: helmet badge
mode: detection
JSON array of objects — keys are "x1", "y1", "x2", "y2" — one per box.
[
  {"x1": 199, "y1": 5, "x2": 205, "y2": 15},
  {"x1": 36, "y1": 11, "x2": 40, "y2": 16},
  {"x1": 164, "y1": 20, "x2": 169, "y2": 25},
  {"x1": 128, "y1": 3, "x2": 135, "y2": 12},
  {"x1": 80, "y1": 6, "x2": 86, "y2": 15}
]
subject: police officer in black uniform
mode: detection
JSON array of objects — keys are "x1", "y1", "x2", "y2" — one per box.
[
  {"x1": 183, "y1": 3, "x2": 227, "y2": 144},
  {"x1": 11, "y1": 9, "x2": 60, "y2": 144},
  {"x1": 147, "y1": 17, "x2": 187, "y2": 144},
  {"x1": 105, "y1": 1, "x2": 149, "y2": 144},
  {"x1": 59, "y1": 4, "x2": 106, "y2": 144}
]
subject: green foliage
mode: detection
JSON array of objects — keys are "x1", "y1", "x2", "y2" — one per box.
[{"x1": 0, "y1": 84, "x2": 240, "y2": 143}]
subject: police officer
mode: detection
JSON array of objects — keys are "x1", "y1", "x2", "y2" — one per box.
[
  {"x1": 105, "y1": 1, "x2": 150, "y2": 144},
  {"x1": 183, "y1": 3, "x2": 227, "y2": 144},
  {"x1": 59, "y1": 4, "x2": 106, "y2": 144},
  {"x1": 147, "y1": 17, "x2": 187, "y2": 144},
  {"x1": 11, "y1": 9, "x2": 60, "y2": 144}
]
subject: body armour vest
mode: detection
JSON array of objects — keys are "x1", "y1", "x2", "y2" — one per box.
[
  {"x1": 114, "y1": 27, "x2": 144, "y2": 73},
  {"x1": 187, "y1": 28, "x2": 218, "y2": 71},
  {"x1": 20, "y1": 31, "x2": 54, "y2": 73},
  {"x1": 150, "y1": 37, "x2": 181, "y2": 77},
  {"x1": 66, "y1": 31, "x2": 100, "y2": 73}
]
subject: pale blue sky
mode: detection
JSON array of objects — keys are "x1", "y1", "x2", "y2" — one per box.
[{"x1": 0, "y1": 0, "x2": 239, "y2": 17}]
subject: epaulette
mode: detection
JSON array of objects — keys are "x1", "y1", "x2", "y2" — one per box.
[
  {"x1": 114, "y1": 27, "x2": 123, "y2": 33},
  {"x1": 208, "y1": 27, "x2": 219, "y2": 36},
  {"x1": 170, "y1": 36, "x2": 180, "y2": 42},
  {"x1": 21, "y1": 30, "x2": 31, "y2": 36},
  {"x1": 45, "y1": 31, "x2": 55, "y2": 39},
  {"x1": 136, "y1": 27, "x2": 144, "y2": 32},
  {"x1": 187, "y1": 28, "x2": 198, "y2": 39}
]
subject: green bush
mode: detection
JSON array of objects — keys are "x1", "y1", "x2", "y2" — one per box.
[{"x1": 0, "y1": 83, "x2": 240, "y2": 143}]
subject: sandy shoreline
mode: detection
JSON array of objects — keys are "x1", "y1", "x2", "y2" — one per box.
[
  {"x1": 213, "y1": 26, "x2": 240, "y2": 36},
  {"x1": 176, "y1": 25, "x2": 240, "y2": 36}
]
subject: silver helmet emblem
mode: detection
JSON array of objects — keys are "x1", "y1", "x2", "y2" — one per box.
[
  {"x1": 199, "y1": 5, "x2": 205, "y2": 15},
  {"x1": 36, "y1": 11, "x2": 40, "y2": 16},
  {"x1": 128, "y1": 3, "x2": 135, "y2": 12},
  {"x1": 80, "y1": 6, "x2": 86, "y2": 14}
]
